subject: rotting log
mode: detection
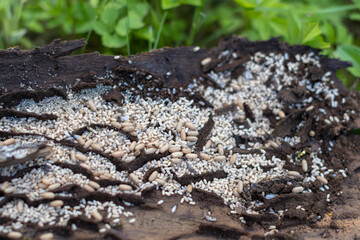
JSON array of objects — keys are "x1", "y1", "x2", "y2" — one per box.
[{"x1": 0, "y1": 37, "x2": 360, "y2": 240}]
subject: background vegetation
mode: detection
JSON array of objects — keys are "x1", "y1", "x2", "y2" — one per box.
[{"x1": 1, "y1": 0, "x2": 360, "y2": 89}]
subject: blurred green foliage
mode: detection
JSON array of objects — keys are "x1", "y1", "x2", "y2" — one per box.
[{"x1": 0, "y1": 0, "x2": 360, "y2": 89}]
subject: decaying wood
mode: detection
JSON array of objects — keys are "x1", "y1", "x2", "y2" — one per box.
[
  {"x1": 0, "y1": 38, "x2": 350, "y2": 108},
  {"x1": 0, "y1": 39, "x2": 209, "y2": 107},
  {"x1": 0, "y1": 140, "x2": 51, "y2": 167},
  {"x1": 0, "y1": 37, "x2": 359, "y2": 240}
]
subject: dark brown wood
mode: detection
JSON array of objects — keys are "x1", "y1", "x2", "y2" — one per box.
[
  {"x1": 0, "y1": 37, "x2": 359, "y2": 240},
  {"x1": 0, "y1": 141, "x2": 51, "y2": 167},
  {"x1": 0, "y1": 39, "x2": 209, "y2": 107}
]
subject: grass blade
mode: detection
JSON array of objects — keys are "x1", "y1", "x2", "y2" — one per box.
[
  {"x1": 153, "y1": 10, "x2": 168, "y2": 50},
  {"x1": 82, "y1": 0, "x2": 106, "y2": 53},
  {"x1": 312, "y1": 5, "x2": 357, "y2": 14},
  {"x1": 187, "y1": 1, "x2": 205, "y2": 46},
  {"x1": 126, "y1": 0, "x2": 131, "y2": 55}
]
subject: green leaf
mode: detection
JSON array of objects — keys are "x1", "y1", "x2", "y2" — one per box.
[
  {"x1": 115, "y1": 18, "x2": 127, "y2": 36},
  {"x1": 10, "y1": 29, "x2": 27, "y2": 44},
  {"x1": 26, "y1": 20, "x2": 44, "y2": 33},
  {"x1": 240, "y1": 29, "x2": 260, "y2": 41},
  {"x1": 63, "y1": 17, "x2": 74, "y2": 35},
  {"x1": 72, "y1": 2, "x2": 85, "y2": 20},
  {"x1": 130, "y1": 1, "x2": 149, "y2": 19},
  {"x1": 100, "y1": 7, "x2": 119, "y2": 28},
  {"x1": 286, "y1": 11, "x2": 299, "y2": 44},
  {"x1": 19, "y1": 37, "x2": 33, "y2": 49},
  {"x1": 336, "y1": 44, "x2": 360, "y2": 77},
  {"x1": 47, "y1": 15, "x2": 67, "y2": 28},
  {"x1": 351, "y1": 0, "x2": 360, "y2": 9},
  {"x1": 349, "y1": 13, "x2": 360, "y2": 21},
  {"x1": 252, "y1": 18, "x2": 271, "y2": 40},
  {"x1": 299, "y1": 22, "x2": 322, "y2": 44},
  {"x1": 161, "y1": 0, "x2": 202, "y2": 10},
  {"x1": 93, "y1": 21, "x2": 107, "y2": 35},
  {"x1": 110, "y1": 0, "x2": 127, "y2": 9},
  {"x1": 89, "y1": 0, "x2": 100, "y2": 8},
  {"x1": 268, "y1": 17, "x2": 287, "y2": 37},
  {"x1": 335, "y1": 23, "x2": 353, "y2": 45},
  {"x1": 234, "y1": 0, "x2": 256, "y2": 9},
  {"x1": 84, "y1": 2, "x2": 97, "y2": 17},
  {"x1": 101, "y1": 32, "x2": 127, "y2": 48},
  {"x1": 305, "y1": 36, "x2": 330, "y2": 49},
  {"x1": 75, "y1": 21, "x2": 94, "y2": 34},
  {"x1": 134, "y1": 28, "x2": 154, "y2": 42},
  {"x1": 321, "y1": 21, "x2": 335, "y2": 44},
  {"x1": 128, "y1": 10, "x2": 145, "y2": 29},
  {"x1": 38, "y1": 1, "x2": 54, "y2": 12},
  {"x1": 336, "y1": 69, "x2": 352, "y2": 87},
  {"x1": 311, "y1": 5, "x2": 357, "y2": 14}
]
